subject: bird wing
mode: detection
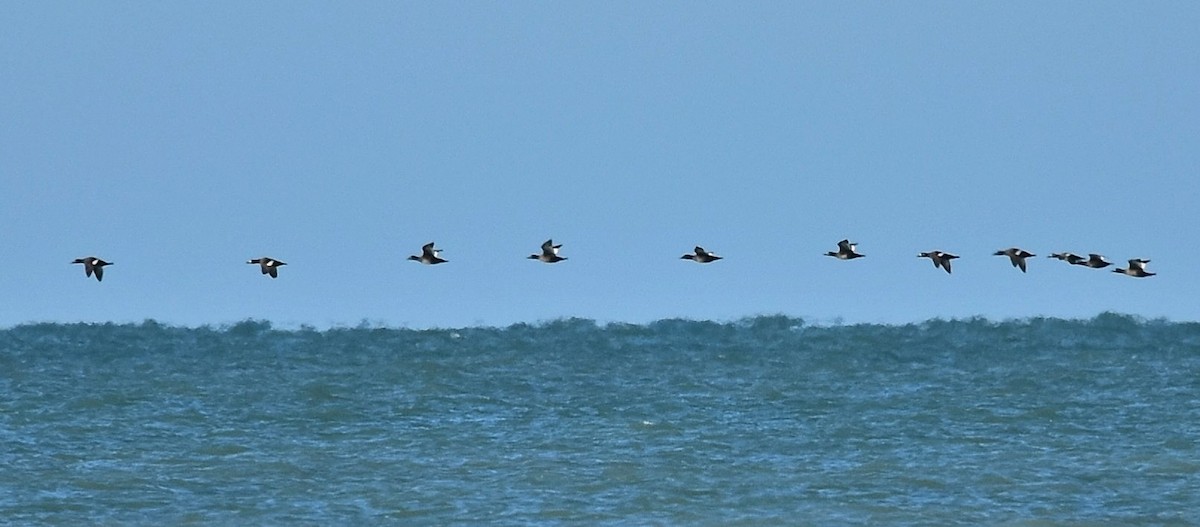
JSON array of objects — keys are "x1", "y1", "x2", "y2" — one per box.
[
  {"x1": 268, "y1": 266, "x2": 278, "y2": 278},
  {"x1": 422, "y1": 243, "x2": 437, "y2": 258},
  {"x1": 95, "y1": 266, "x2": 104, "y2": 282},
  {"x1": 541, "y1": 239, "x2": 560, "y2": 255}
]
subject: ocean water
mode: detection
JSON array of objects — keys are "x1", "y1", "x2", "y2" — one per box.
[{"x1": 1, "y1": 314, "x2": 1198, "y2": 525}]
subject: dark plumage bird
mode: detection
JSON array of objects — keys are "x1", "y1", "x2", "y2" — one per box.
[
  {"x1": 994, "y1": 247, "x2": 1035, "y2": 273},
  {"x1": 1113, "y1": 258, "x2": 1155, "y2": 278},
  {"x1": 247, "y1": 257, "x2": 287, "y2": 278},
  {"x1": 408, "y1": 242, "x2": 448, "y2": 265},
  {"x1": 681, "y1": 246, "x2": 722, "y2": 263},
  {"x1": 825, "y1": 239, "x2": 865, "y2": 260},
  {"x1": 1074, "y1": 253, "x2": 1113, "y2": 269},
  {"x1": 528, "y1": 239, "x2": 567, "y2": 263},
  {"x1": 918, "y1": 251, "x2": 959, "y2": 274},
  {"x1": 72, "y1": 256, "x2": 112, "y2": 282},
  {"x1": 1049, "y1": 252, "x2": 1085, "y2": 265}
]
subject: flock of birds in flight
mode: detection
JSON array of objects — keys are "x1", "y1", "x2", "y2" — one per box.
[
  {"x1": 68, "y1": 239, "x2": 1157, "y2": 282},
  {"x1": 823, "y1": 240, "x2": 1152, "y2": 277}
]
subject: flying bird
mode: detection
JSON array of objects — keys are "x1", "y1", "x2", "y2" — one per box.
[
  {"x1": 994, "y1": 247, "x2": 1035, "y2": 273},
  {"x1": 247, "y1": 257, "x2": 287, "y2": 278},
  {"x1": 1074, "y1": 253, "x2": 1113, "y2": 269},
  {"x1": 408, "y1": 242, "x2": 448, "y2": 265},
  {"x1": 72, "y1": 257, "x2": 112, "y2": 282},
  {"x1": 1049, "y1": 252, "x2": 1085, "y2": 265},
  {"x1": 825, "y1": 239, "x2": 865, "y2": 260},
  {"x1": 528, "y1": 239, "x2": 567, "y2": 263},
  {"x1": 681, "y1": 246, "x2": 722, "y2": 263},
  {"x1": 918, "y1": 251, "x2": 959, "y2": 274},
  {"x1": 1113, "y1": 258, "x2": 1155, "y2": 278}
]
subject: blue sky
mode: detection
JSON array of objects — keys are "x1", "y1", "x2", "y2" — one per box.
[{"x1": 2, "y1": 2, "x2": 1197, "y2": 328}]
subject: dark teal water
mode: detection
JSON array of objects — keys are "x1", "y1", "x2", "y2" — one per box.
[{"x1": 2, "y1": 314, "x2": 1198, "y2": 525}]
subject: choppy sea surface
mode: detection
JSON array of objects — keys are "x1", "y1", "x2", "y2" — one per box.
[{"x1": 1, "y1": 313, "x2": 1198, "y2": 525}]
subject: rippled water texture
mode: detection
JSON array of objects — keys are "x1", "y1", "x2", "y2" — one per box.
[{"x1": 2, "y1": 314, "x2": 1198, "y2": 525}]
